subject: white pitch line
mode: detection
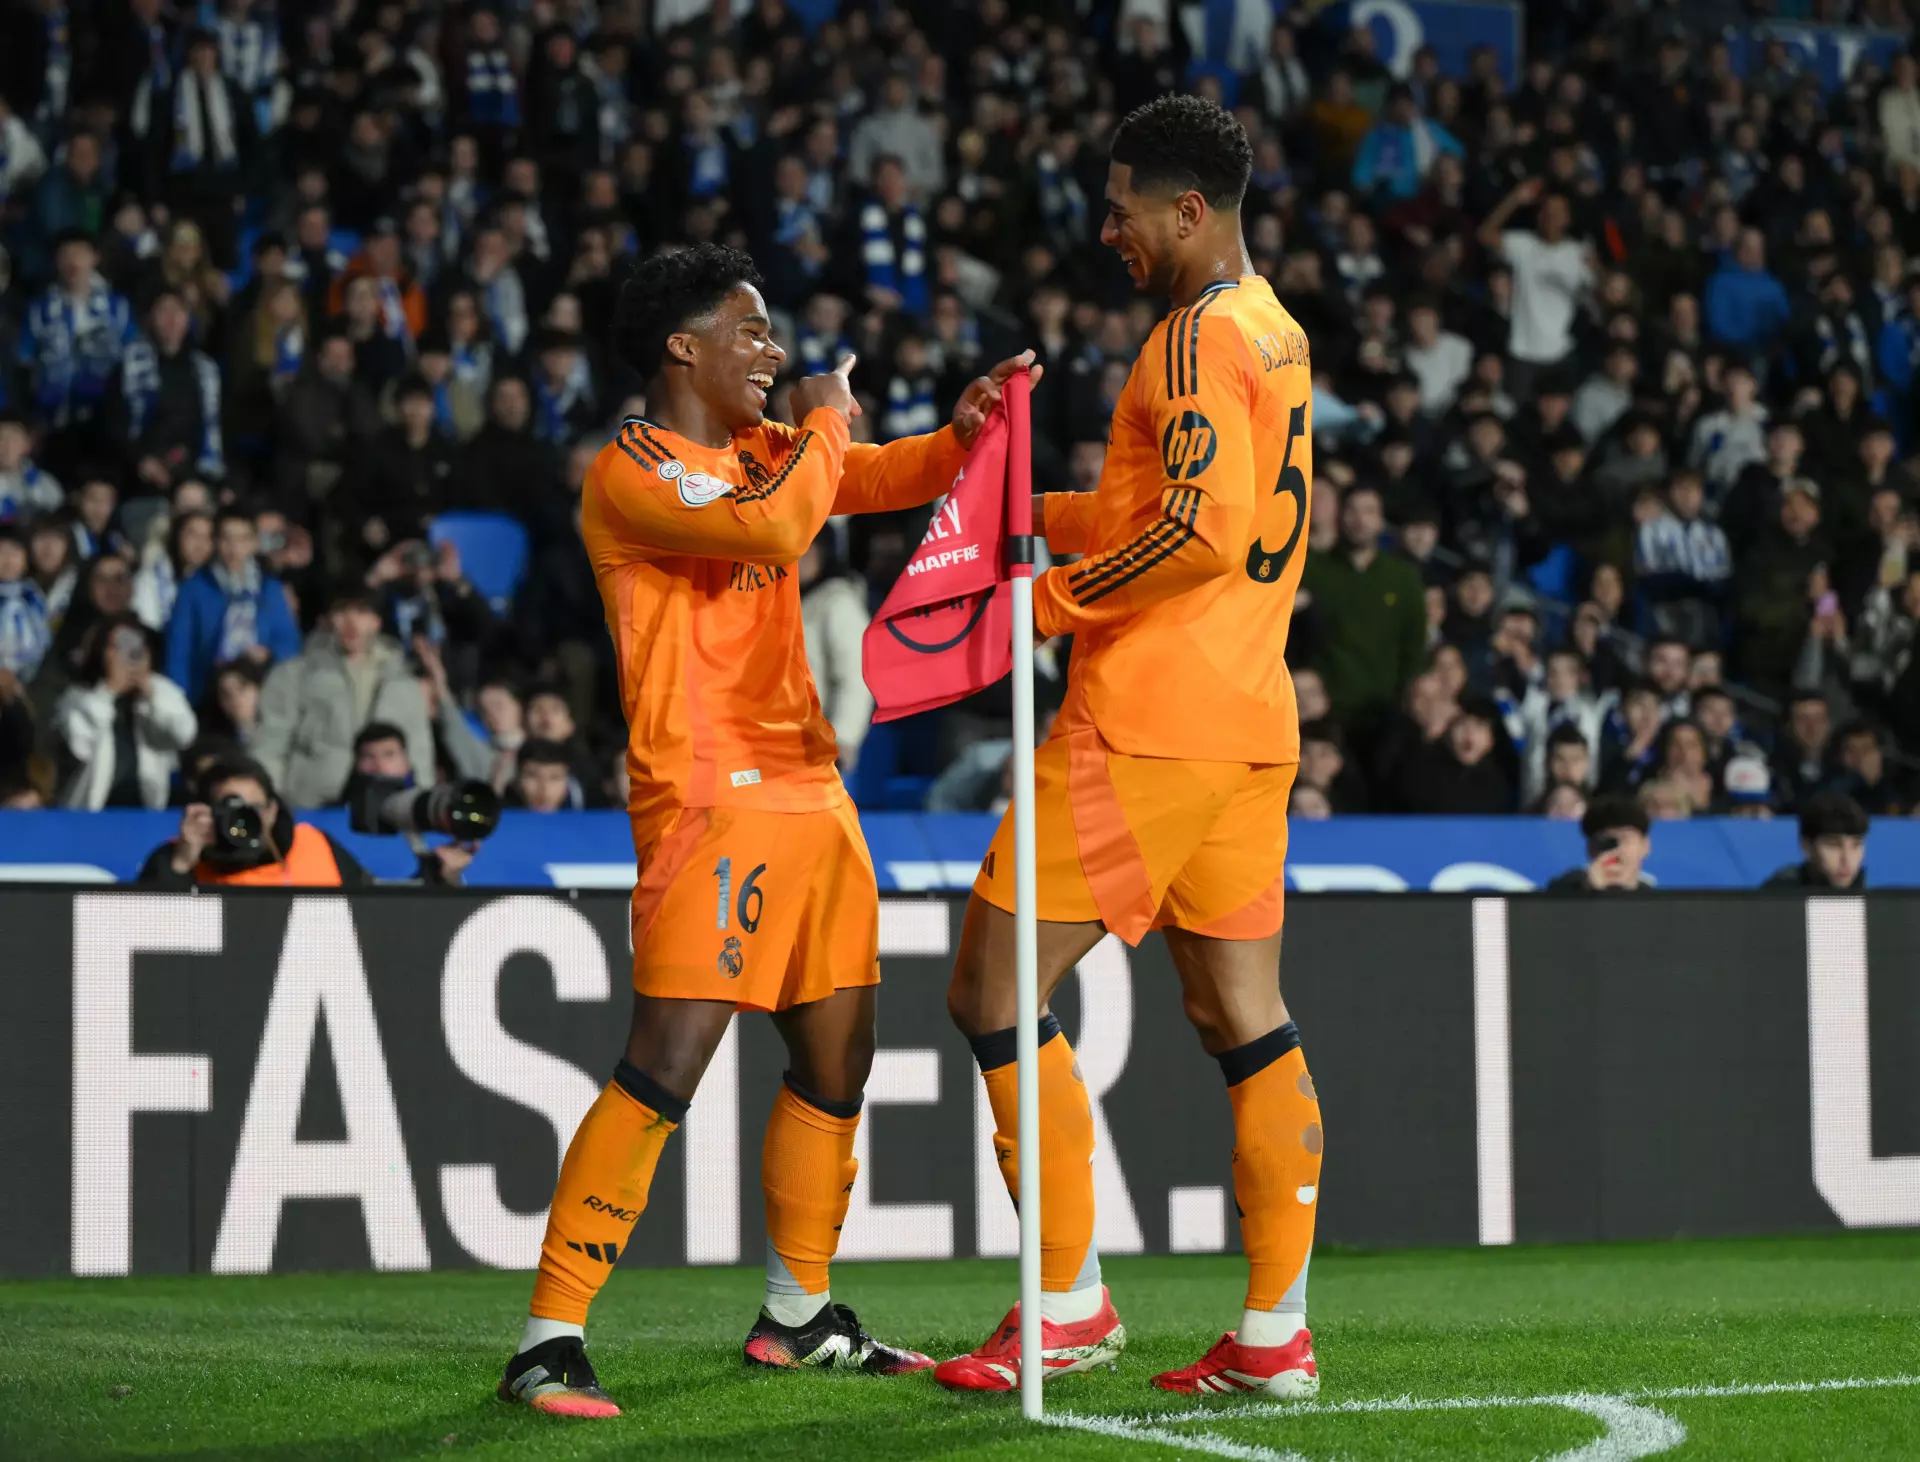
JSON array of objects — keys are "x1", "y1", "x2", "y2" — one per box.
[
  {"x1": 1042, "y1": 1411, "x2": 1312, "y2": 1462},
  {"x1": 1551, "y1": 1396, "x2": 1686, "y2": 1462},
  {"x1": 1062, "y1": 1371, "x2": 1920, "y2": 1426},
  {"x1": 1046, "y1": 1374, "x2": 1920, "y2": 1462}
]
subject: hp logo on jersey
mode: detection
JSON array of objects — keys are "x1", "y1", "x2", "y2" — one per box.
[{"x1": 1161, "y1": 411, "x2": 1216, "y2": 481}]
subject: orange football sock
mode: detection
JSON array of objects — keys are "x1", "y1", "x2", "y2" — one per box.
[
  {"x1": 1221, "y1": 1023, "x2": 1321, "y2": 1312},
  {"x1": 762, "y1": 1077, "x2": 862, "y2": 1295},
  {"x1": 529, "y1": 1060, "x2": 687, "y2": 1325},
  {"x1": 976, "y1": 1015, "x2": 1097, "y2": 1292}
]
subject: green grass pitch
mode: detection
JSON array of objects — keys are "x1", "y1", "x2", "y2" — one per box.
[{"x1": 4, "y1": 1232, "x2": 1918, "y2": 1460}]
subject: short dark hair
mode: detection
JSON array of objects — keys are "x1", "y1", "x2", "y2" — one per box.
[
  {"x1": 1799, "y1": 792, "x2": 1869, "y2": 841},
  {"x1": 329, "y1": 587, "x2": 378, "y2": 614},
  {"x1": 214, "y1": 506, "x2": 256, "y2": 534},
  {"x1": 353, "y1": 721, "x2": 409, "y2": 757},
  {"x1": 518, "y1": 738, "x2": 571, "y2": 771},
  {"x1": 1109, "y1": 93, "x2": 1252, "y2": 211},
  {"x1": 1837, "y1": 718, "x2": 1881, "y2": 747},
  {"x1": 198, "y1": 753, "x2": 277, "y2": 805},
  {"x1": 1546, "y1": 723, "x2": 1589, "y2": 751},
  {"x1": 1581, "y1": 793, "x2": 1649, "y2": 843},
  {"x1": 613, "y1": 243, "x2": 763, "y2": 380}
]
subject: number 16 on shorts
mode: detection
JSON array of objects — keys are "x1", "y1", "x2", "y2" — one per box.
[
  {"x1": 713, "y1": 857, "x2": 765, "y2": 978},
  {"x1": 631, "y1": 801, "x2": 880, "y2": 1011}
]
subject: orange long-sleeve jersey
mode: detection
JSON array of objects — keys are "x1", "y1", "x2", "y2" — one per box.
[
  {"x1": 581, "y1": 409, "x2": 966, "y2": 829},
  {"x1": 1036, "y1": 275, "x2": 1313, "y2": 765}
]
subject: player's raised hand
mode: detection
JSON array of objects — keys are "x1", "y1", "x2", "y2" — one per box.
[
  {"x1": 953, "y1": 350, "x2": 1043, "y2": 449},
  {"x1": 789, "y1": 353, "x2": 861, "y2": 424}
]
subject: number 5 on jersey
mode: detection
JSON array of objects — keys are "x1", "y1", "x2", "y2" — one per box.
[{"x1": 1246, "y1": 401, "x2": 1307, "y2": 584}]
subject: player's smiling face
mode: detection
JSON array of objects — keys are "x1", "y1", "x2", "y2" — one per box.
[
  {"x1": 688, "y1": 282, "x2": 786, "y2": 432},
  {"x1": 1101, "y1": 162, "x2": 1184, "y2": 295}
]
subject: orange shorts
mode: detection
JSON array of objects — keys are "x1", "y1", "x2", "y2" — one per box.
[
  {"x1": 629, "y1": 796, "x2": 880, "y2": 1012},
  {"x1": 974, "y1": 719, "x2": 1296, "y2": 946}
]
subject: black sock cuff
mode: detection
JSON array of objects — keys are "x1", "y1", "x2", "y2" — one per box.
[
  {"x1": 968, "y1": 1013, "x2": 1064, "y2": 1074},
  {"x1": 782, "y1": 1070, "x2": 864, "y2": 1120},
  {"x1": 611, "y1": 1058, "x2": 692, "y2": 1123},
  {"x1": 1216, "y1": 1021, "x2": 1301, "y2": 1087}
]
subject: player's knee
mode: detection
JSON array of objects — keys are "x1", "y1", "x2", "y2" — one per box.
[
  {"x1": 832, "y1": 1021, "x2": 876, "y2": 1097},
  {"x1": 623, "y1": 1007, "x2": 730, "y2": 1102},
  {"x1": 945, "y1": 971, "x2": 978, "y2": 1033},
  {"x1": 788, "y1": 1044, "x2": 870, "y2": 1105},
  {"x1": 1181, "y1": 988, "x2": 1227, "y2": 1049}
]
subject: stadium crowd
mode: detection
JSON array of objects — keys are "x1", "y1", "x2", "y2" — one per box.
[{"x1": 2, "y1": 0, "x2": 1919, "y2": 825}]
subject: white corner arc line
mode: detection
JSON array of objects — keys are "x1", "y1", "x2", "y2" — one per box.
[
  {"x1": 1549, "y1": 1396, "x2": 1687, "y2": 1462},
  {"x1": 1047, "y1": 1375, "x2": 1920, "y2": 1462}
]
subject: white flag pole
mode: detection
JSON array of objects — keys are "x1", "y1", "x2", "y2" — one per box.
[{"x1": 1005, "y1": 370, "x2": 1042, "y2": 1419}]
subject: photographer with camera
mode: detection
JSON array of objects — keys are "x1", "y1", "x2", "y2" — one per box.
[
  {"x1": 344, "y1": 723, "x2": 482, "y2": 885},
  {"x1": 137, "y1": 737, "x2": 499, "y2": 886},
  {"x1": 51, "y1": 615, "x2": 198, "y2": 809},
  {"x1": 1545, "y1": 794, "x2": 1656, "y2": 892},
  {"x1": 137, "y1": 754, "x2": 367, "y2": 886}
]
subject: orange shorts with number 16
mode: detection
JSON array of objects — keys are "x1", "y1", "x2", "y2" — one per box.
[{"x1": 628, "y1": 793, "x2": 880, "y2": 1012}]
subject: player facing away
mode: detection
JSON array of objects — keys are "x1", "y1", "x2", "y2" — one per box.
[
  {"x1": 497, "y1": 244, "x2": 1041, "y2": 1417},
  {"x1": 935, "y1": 94, "x2": 1323, "y2": 1399}
]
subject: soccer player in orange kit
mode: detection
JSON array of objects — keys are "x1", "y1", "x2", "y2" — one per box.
[
  {"x1": 497, "y1": 244, "x2": 1039, "y2": 1416},
  {"x1": 935, "y1": 94, "x2": 1324, "y2": 1398}
]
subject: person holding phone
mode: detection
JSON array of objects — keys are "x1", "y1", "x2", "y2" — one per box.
[
  {"x1": 51, "y1": 613, "x2": 198, "y2": 809},
  {"x1": 1545, "y1": 793, "x2": 1655, "y2": 892}
]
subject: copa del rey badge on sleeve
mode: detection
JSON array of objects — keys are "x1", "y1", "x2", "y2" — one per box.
[{"x1": 861, "y1": 403, "x2": 1018, "y2": 723}]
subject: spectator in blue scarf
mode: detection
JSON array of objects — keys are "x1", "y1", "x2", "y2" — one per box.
[
  {"x1": 165, "y1": 507, "x2": 300, "y2": 705},
  {"x1": 17, "y1": 231, "x2": 137, "y2": 446},
  {"x1": 844, "y1": 155, "x2": 928, "y2": 317},
  {"x1": 0, "y1": 528, "x2": 53, "y2": 682}
]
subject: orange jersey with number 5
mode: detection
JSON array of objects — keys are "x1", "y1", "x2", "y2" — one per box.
[{"x1": 1036, "y1": 275, "x2": 1312, "y2": 765}]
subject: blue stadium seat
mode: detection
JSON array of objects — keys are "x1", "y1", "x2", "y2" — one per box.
[
  {"x1": 850, "y1": 713, "x2": 944, "y2": 810},
  {"x1": 1526, "y1": 543, "x2": 1580, "y2": 606},
  {"x1": 431, "y1": 512, "x2": 530, "y2": 612}
]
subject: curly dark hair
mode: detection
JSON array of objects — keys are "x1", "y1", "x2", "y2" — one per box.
[
  {"x1": 612, "y1": 244, "x2": 764, "y2": 380},
  {"x1": 1110, "y1": 93, "x2": 1253, "y2": 211}
]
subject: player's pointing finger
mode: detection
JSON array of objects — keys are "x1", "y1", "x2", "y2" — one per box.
[{"x1": 834, "y1": 353, "x2": 858, "y2": 379}]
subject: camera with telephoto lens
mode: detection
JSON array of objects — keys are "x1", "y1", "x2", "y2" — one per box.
[
  {"x1": 202, "y1": 794, "x2": 270, "y2": 871},
  {"x1": 349, "y1": 775, "x2": 501, "y2": 841}
]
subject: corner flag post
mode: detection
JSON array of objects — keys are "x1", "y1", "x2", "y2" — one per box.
[{"x1": 1002, "y1": 369, "x2": 1043, "y2": 1419}]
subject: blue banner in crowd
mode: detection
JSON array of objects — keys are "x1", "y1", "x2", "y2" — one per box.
[
  {"x1": 1725, "y1": 22, "x2": 1906, "y2": 93},
  {"x1": 1277, "y1": 2, "x2": 1894, "y2": 95},
  {"x1": 1343, "y1": 0, "x2": 1523, "y2": 87},
  {"x1": 4, "y1": 810, "x2": 1919, "y2": 891}
]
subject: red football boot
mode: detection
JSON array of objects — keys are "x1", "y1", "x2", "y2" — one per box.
[
  {"x1": 1151, "y1": 1327, "x2": 1319, "y2": 1399},
  {"x1": 932, "y1": 1288, "x2": 1127, "y2": 1391}
]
